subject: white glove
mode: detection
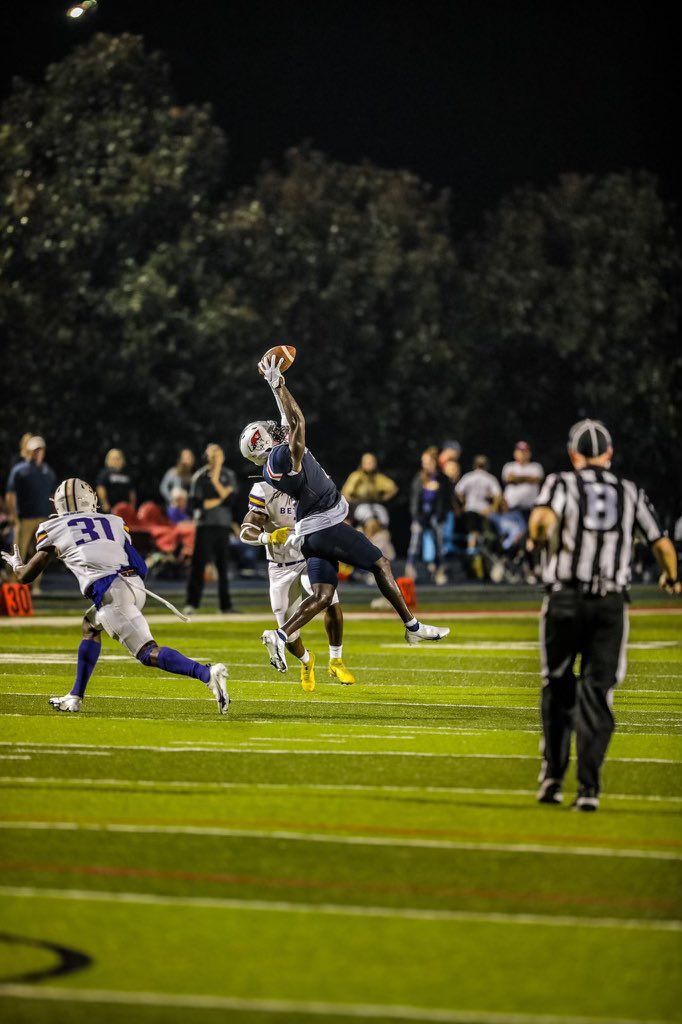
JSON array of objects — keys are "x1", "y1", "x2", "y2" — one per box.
[
  {"x1": 258, "y1": 354, "x2": 284, "y2": 391},
  {"x1": 2, "y1": 544, "x2": 24, "y2": 574},
  {"x1": 281, "y1": 533, "x2": 305, "y2": 559}
]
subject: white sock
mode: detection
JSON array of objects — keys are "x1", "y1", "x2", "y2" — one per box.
[
  {"x1": 329, "y1": 645, "x2": 342, "y2": 660},
  {"x1": 405, "y1": 617, "x2": 418, "y2": 629},
  {"x1": 300, "y1": 650, "x2": 310, "y2": 665}
]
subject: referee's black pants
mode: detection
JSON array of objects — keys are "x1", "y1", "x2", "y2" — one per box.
[
  {"x1": 539, "y1": 589, "x2": 628, "y2": 794},
  {"x1": 185, "y1": 525, "x2": 233, "y2": 612}
]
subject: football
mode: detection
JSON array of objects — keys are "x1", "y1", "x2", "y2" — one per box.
[{"x1": 258, "y1": 344, "x2": 297, "y2": 375}]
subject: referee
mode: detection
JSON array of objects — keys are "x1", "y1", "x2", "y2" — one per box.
[{"x1": 528, "y1": 419, "x2": 680, "y2": 811}]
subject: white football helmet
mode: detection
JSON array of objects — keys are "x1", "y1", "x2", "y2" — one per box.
[
  {"x1": 239, "y1": 420, "x2": 286, "y2": 465},
  {"x1": 52, "y1": 478, "x2": 99, "y2": 515}
]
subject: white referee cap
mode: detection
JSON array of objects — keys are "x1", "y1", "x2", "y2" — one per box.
[{"x1": 568, "y1": 419, "x2": 612, "y2": 457}]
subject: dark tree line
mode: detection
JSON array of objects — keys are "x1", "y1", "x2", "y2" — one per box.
[{"x1": 1, "y1": 34, "x2": 680, "y2": 520}]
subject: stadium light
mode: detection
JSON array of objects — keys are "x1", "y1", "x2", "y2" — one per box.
[{"x1": 67, "y1": 0, "x2": 98, "y2": 18}]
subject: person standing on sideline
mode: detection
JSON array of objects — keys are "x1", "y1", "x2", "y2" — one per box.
[
  {"x1": 160, "y1": 448, "x2": 196, "y2": 505},
  {"x1": 4, "y1": 435, "x2": 57, "y2": 595},
  {"x1": 501, "y1": 441, "x2": 544, "y2": 521},
  {"x1": 184, "y1": 444, "x2": 238, "y2": 615},
  {"x1": 454, "y1": 455, "x2": 502, "y2": 579},
  {"x1": 2, "y1": 478, "x2": 228, "y2": 714},
  {"x1": 529, "y1": 419, "x2": 680, "y2": 812},
  {"x1": 96, "y1": 448, "x2": 136, "y2": 513}
]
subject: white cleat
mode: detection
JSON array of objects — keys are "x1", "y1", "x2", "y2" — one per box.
[
  {"x1": 206, "y1": 663, "x2": 230, "y2": 714},
  {"x1": 49, "y1": 694, "x2": 82, "y2": 712},
  {"x1": 405, "y1": 623, "x2": 451, "y2": 646},
  {"x1": 261, "y1": 629, "x2": 288, "y2": 673}
]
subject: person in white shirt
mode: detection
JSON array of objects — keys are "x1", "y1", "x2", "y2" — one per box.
[
  {"x1": 501, "y1": 441, "x2": 544, "y2": 519},
  {"x1": 454, "y1": 455, "x2": 502, "y2": 578},
  {"x1": 2, "y1": 478, "x2": 229, "y2": 714},
  {"x1": 240, "y1": 480, "x2": 356, "y2": 691}
]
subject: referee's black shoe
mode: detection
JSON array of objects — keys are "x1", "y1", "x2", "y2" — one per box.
[
  {"x1": 537, "y1": 779, "x2": 563, "y2": 805},
  {"x1": 571, "y1": 788, "x2": 600, "y2": 812}
]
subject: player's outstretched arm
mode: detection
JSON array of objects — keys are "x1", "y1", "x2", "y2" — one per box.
[
  {"x1": 277, "y1": 384, "x2": 305, "y2": 471},
  {"x1": 1, "y1": 545, "x2": 54, "y2": 584},
  {"x1": 258, "y1": 355, "x2": 305, "y2": 472}
]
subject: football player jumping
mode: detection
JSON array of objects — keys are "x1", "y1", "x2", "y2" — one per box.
[
  {"x1": 1, "y1": 478, "x2": 229, "y2": 714},
  {"x1": 240, "y1": 478, "x2": 356, "y2": 691},
  {"x1": 239, "y1": 354, "x2": 450, "y2": 675}
]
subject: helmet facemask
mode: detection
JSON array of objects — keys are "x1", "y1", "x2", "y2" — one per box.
[{"x1": 239, "y1": 420, "x2": 287, "y2": 465}]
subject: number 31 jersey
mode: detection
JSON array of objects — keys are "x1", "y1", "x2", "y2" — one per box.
[{"x1": 35, "y1": 513, "x2": 133, "y2": 596}]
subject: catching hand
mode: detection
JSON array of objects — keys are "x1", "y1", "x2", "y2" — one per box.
[
  {"x1": 1, "y1": 544, "x2": 24, "y2": 575},
  {"x1": 269, "y1": 526, "x2": 291, "y2": 545},
  {"x1": 258, "y1": 354, "x2": 284, "y2": 390}
]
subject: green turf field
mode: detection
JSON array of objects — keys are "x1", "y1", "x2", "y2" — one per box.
[{"x1": 0, "y1": 596, "x2": 680, "y2": 1024}]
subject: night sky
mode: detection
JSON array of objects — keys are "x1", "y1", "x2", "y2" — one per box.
[{"x1": 1, "y1": 1, "x2": 678, "y2": 229}]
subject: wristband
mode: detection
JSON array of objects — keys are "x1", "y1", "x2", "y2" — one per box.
[{"x1": 259, "y1": 532, "x2": 272, "y2": 545}]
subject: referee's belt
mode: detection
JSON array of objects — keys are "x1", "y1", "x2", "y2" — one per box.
[{"x1": 549, "y1": 580, "x2": 625, "y2": 596}]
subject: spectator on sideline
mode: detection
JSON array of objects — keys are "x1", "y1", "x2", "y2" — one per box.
[
  {"x1": 438, "y1": 440, "x2": 462, "y2": 559},
  {"x1": 4, "y1": 435, "x2": 57, "y2": 595},
  {"x1": 160, "y1": 448, "x2": 196, "y2": 505},
  {"x1": 166, "y1": 487, "x2": 191, "y2": 524},
  {"x1": 341, "y1": 452, "x2": 398, "y2": 529},
  {"x1": 10, "y1": 432, "x2": 34, "y2": 469},
  {"x1": 501, "y1": 441, "x2": 544, "y2": 520},
  {"x1": 96, "y1": 449, "x2": 136, "y2": 513},
  {"x1": 405, "y1": 449, "x2": 449, "y2": 585},
  {"x1": 455, "y1": 455, "x2": 502, "y2": 578},
  {"x1": 183, "y1": 443, "x2": 238, "y2": 615}
]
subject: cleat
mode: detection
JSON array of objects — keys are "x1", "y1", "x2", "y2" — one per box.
[
  {"x1": 328, "y1": 659, "x2": 356, "y2": 685},
  {"x1": 206, "y1": 663, "x2": 230, "y2": 714},
  {"x1": 537, "y1": 779, "x2": 563, "y2": 805},
  {"x1": 262, "y1": 629, "x2": 288, "y2": 673},
  {"x1": 300, "y1": 650, "x2": 316, "y2": 692},
  {"x1": 405, "y1": 622, "x2": 450, "y2": 646},
  {"x1": 571, "y1": 788, "x2": 600, "y2": 812},
  {"x1": 49, "y1": 694, "x2": 82, "y2": 713}
]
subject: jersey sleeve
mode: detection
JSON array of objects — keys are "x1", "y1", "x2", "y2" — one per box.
[
  {"x1": 534, "y1": 473, "x2": 565, "y2": 514},
  {"x1": 265, "y1": 443, "x2": 293, "y2": 482},
  {"x1": 634, "y1": 487, "x2": 664, "y2": 544},
  {"x1": 248, "y1": 482, "x2": 268, "y2": 513},
  {"x1": 35, "y1": 520, "x2": 54, "y2": 551}
]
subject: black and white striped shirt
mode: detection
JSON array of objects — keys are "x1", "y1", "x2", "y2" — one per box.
[{"x1": 535, "y1": 467, "x2": 664, "y2": 591}]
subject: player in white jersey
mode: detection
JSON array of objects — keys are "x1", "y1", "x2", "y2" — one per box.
[
  {"x1": 2, "y1": 478, "x2": 229, "y2": 714},
  {"x1": 240, "y1": 480, "x2": 356, "y2": 691}
]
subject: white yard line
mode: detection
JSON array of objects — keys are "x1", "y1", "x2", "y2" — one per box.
[
  {"x1": 0, "y1": 821, "x2": 680, "y2": 861},
  {"x1": 4, "y1": 693, "x2": 682, "y2": 718},
  {"x1": 0, "y1": 983, "x2": 674, "y2": 1024},
  {"x1": 1, "y1": 742, "x2": 680, "y2": 764},
  {"x1": 2, "y1": 741, "x2": 680, "y2": 764},
  {"x1": 2, "y1": 776, "x2": 681, "y2": 804},
  {"x1": 0, "y1": 885, "x2": 679, "y2": 931}
]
